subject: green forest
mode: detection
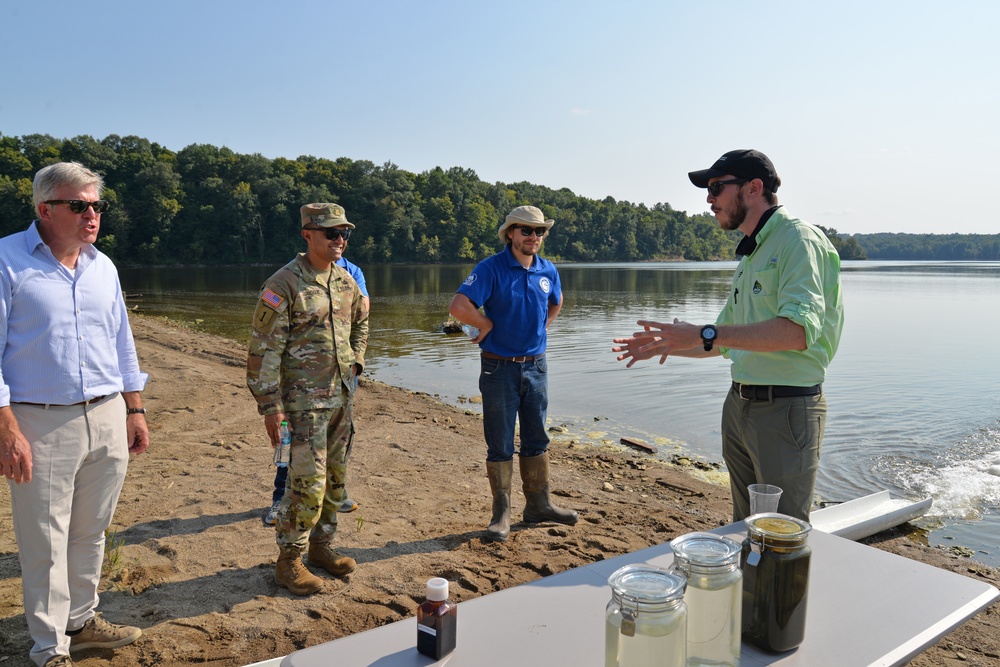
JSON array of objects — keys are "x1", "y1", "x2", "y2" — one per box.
[{"x1": 1, "y1": 132, "x2": 996, "y2": 265}]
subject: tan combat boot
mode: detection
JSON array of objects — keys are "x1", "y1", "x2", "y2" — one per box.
[
  {"x1": 308, "y1": 542, "x2": 356, "y2": 577},
  {"x1": 275, "y1": 547, "x2": 323, "y2": 595},
  {"x1": 486, "y1": 460, "x2": 512, "y2": 541},
  {"x1": 520, "y1": 452, "x2": 579, "y2": 525}
]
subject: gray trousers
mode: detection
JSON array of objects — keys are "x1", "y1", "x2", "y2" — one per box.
[{"x1": 721, "y1": 386, "x2": 826, "y2": 523}]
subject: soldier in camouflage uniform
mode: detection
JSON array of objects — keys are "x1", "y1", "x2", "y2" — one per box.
[{"x1": 247, "y1": 202, "x2": 369, "y2": 596}]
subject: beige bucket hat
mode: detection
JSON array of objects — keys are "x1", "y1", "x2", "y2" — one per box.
[
  {"x1": 300, "y1": 203, "x2": 355, "y2": 229},
  {"x1": 497, "y1": 205, "x2": 554, "y2": 243}
]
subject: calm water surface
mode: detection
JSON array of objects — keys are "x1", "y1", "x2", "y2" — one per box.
[{"x1": 120, "y1": 261, "x2": 1000, "y2": 565}]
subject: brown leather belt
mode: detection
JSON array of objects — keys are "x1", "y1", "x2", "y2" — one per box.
[
  {"x1": 16, "y1": 394, "x2": 112, "y2": 409},
  {"x1": 481, "y1": 351, "x2": 537, "y2": 363}
]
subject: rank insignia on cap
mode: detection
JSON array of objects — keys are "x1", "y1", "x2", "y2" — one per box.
[{"x1": 261, "y1": 288, "x2": 285, "y2": 310}]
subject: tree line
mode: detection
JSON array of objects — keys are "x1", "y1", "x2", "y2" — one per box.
[{"x1": 1, "y1": 132, "x2": 994, "y2": 265}]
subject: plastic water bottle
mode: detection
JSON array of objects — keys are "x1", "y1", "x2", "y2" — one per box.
[
  {"x1": 461, "y1": 324, "x2": 479, "y2": 339},
  {"x1": 273, "y1": 420, "x2": 291, "y2": 466}
]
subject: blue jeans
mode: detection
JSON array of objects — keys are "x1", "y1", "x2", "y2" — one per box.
[
  {"x1": 273, "y1": 464, "x2": 288, "y2": 504},
  {"x1": 479, "y1": 354, "x2": 550, "y2": 462}
]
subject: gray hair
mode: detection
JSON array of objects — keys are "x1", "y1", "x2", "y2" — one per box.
[{"x1": 32, "y1": 162, "x2": 104, "y2": 208}]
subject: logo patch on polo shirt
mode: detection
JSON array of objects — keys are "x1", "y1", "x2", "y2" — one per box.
[
  {"x1": 753, "y1": 280, "x2": 763, "y2": 295},
  {"x1": 463, "y1": 273, "x2": 477, "y2": 286},
  {"x1": 539, "y1": 277, "x2": 551, "y2": 294}
]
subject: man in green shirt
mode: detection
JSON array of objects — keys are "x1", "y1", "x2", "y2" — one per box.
[{"x1": 613, "y1": 149, "x2": 843, "y2": 521}]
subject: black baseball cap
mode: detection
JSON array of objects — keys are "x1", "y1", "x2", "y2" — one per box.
[{"x1": 688, "y1": 149, "x2": 779, "y2": 192}]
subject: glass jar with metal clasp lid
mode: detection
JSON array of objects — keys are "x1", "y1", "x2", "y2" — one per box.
[
  {"x1": 670, "y1": 532, "x2": 743, "y2": 667},
  {"x1": 605, "y1": 564, "x2": 688, "y2": 667},
  {"x1": 740, "y1": 513, "x2": 812, "y2": 653}
]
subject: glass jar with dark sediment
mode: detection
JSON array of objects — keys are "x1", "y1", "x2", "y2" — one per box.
[
  {"x1": 740, "y1": 513, "x2": 812, "y2": 653},
  {"x1": 671, "y1": 532, "x2": 743, "y2": 667},
  {"x1": 605, "y1": 564, "x2": 688, "y2": 667}
]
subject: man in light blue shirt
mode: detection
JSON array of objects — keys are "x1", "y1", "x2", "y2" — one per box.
[{"x1": 0, "y1": 162, "x2": 149, "y2": 667}]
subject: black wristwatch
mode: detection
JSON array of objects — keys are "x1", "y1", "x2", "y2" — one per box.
[{"x1": 700, "y1": 324, "x2": 718, "y2": 352}]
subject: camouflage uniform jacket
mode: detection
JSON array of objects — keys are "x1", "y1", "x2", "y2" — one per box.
[{"x1": 246, "y1": 253, "x2": 369, "y2": 415}]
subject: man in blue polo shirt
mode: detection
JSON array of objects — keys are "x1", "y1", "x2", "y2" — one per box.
[
  {"x1": 449, "y1": 205, "x2": 578, "y2": 542},
  {"x1": 612, "y1": 150, "x2": 843, "y2": 522}
]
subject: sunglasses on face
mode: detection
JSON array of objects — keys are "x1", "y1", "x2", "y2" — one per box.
[
  {"x1": 44, "y1": 199, "x2": 111, "y2": 214},
  {"x1": 304, "y1": 227, "x2": 351, "y2": 241},
  {"x1": 706, "y1": 179, "x2": 748, "y2": 197},
  {"x1": 515, "y1": 226, "x2": 547, "y2": 237}
]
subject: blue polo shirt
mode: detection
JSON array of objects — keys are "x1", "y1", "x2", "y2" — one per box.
[{"x1": 456, "y1": 246, "x2": 561, "y2": 358}]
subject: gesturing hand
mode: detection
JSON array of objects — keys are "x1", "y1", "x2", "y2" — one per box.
[{"x1": 612, "y1": 319, "x2": 695, "y2": 368}]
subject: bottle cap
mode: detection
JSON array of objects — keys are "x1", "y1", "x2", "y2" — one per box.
[{"x1": 426, "y1": 577, "x2": 449, "y2": 601}]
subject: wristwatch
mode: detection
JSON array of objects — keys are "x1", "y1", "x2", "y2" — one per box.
[
  {"x1": 700, "y1": 324, "x2": 718, "y2": 352},
  {"x1": 126, "y1": 407, "x2": 146, "y2": 415}
]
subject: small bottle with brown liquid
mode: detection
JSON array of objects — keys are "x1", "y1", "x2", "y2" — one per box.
[{"x1": 417, "y1": 577, "x2": 457, "y2": 659}]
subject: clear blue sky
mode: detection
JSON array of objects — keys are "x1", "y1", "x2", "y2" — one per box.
[{"x1": 2, "y1": 1, "x2": 996, "y2": 234}]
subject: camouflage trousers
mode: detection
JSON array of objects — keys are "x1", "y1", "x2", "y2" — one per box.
[{"x1": 275, "y1": 401, "x2": 354, "y2": 550}]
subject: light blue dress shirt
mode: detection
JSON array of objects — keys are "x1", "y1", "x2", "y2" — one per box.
[{"x1": 0, "y1": 221, "x2": 148, "y2": 406}]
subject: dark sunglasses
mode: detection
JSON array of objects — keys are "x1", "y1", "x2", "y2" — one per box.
[
  {"x1": 707, "y1": 179, "x2": 747, "y2": 197},
  {"x1": 45, "y1": 199, "x2": 111, "y2": 214},
  {"x1": 304, "y1": 227, "x2": 351, "y2": 241},
  {"x1": 516, "y1": 226, "x2": 547, "y2": 237}
]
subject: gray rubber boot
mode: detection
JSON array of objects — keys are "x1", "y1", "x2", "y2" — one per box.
[
  {"x1": 486, "y1": 460, "x2": 513, "y2": 541},
  {"x1": 520, "y1": 452, "x2": 579, "y2": 525}
]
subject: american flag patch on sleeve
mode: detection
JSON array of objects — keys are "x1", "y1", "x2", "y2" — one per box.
[{"x1": 261, "y1": 288, "x2": 285, "y2": 310}]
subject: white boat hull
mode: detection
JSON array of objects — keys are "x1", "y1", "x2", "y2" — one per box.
[{"x1": 810, "y1": 490, "x2": 932, "y2": 541}]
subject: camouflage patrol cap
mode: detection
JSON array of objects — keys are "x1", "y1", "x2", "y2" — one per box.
[{"x1": 300, "y1": 203, "x2": 355, "y2": 229}]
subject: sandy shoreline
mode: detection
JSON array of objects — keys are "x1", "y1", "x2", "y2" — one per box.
[{"x1": 1, "y1": 315, "x2": 999, "y2": 666}]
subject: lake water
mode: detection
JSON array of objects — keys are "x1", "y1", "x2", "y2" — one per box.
[{"x1": 120, "y1": 261, "x2": 1000, "y2": 565}]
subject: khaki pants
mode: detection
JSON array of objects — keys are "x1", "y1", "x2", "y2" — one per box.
[
  {"x1": 721, "y1": 386, "x2": 826, "y2": 523},
  {"x1": 8, "y1": 394, "x2": 128, "y2": 666}
]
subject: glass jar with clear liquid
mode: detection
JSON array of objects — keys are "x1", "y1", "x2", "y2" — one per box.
[
  {"x1": 606, "y1": 564, "x2": 687, "y2": 667},
  {"x1": 670, "y1": 532, "x2": 743, "y2": 667}
]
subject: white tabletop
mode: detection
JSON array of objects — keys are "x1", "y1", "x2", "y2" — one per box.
[{"x1": 281, "y1": 524, "x2": 998, "y2": 667}]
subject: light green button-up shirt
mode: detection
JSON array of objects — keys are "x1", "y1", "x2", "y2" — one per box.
[{"x1": 717, "y1": 207, "x2": 844, "y2": 386}]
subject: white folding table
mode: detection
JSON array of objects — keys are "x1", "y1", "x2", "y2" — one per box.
[{"x1": 280, "y1": 524, "x2": 999, "y2": 666}]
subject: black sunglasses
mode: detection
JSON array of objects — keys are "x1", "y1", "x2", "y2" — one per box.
[
  {"x1": 516, "y1": 226, "x2": 547, "y2": 237},
  {"x1": 45, "y1": 199, "x2": 110, "y2": 214},
  {"x1": 304, "y1": 227, "x2": 351, "y2": 241},
  {"x1": 707, "y1": 179, "x2": 747, "y2": 197}
]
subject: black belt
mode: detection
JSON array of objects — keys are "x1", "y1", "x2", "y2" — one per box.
[
  {"x1": 732, "y1": 382, "x2": 821, "y2": 401},
  {"x1": 16, "y1": 394, "x2": 113, "y2": 409},
  {"x1": 482, "y1": 351, "x2": 538, "y2": 363}
]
